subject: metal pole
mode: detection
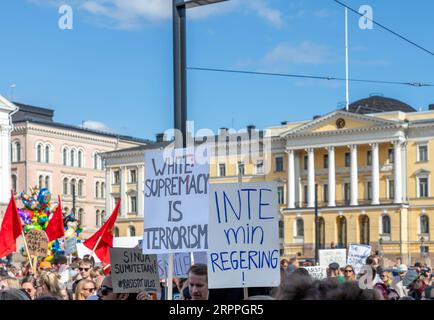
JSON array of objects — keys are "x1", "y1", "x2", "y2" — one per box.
[{"x1": 315, "y1": 184, "x2": 319, "y2": 265}]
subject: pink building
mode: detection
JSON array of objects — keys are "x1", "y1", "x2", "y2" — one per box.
[{"x1": 9, "y1": 103, "x2": 149, "y2": 238}]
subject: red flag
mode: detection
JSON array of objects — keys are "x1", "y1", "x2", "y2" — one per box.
[
  {"x1": 45, "y1": 195, "x2": 65, "y2": 242},
  {"x1": 0, "y1": 192, "x2": 23, "y2": 258},
  {"x1": 83, "y1": 199, "x2": 120, "y2": 272}
]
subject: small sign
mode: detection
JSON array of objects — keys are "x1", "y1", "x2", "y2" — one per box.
[{"x1": 26, "y1": 230, "x2": 48, "y2": 257}]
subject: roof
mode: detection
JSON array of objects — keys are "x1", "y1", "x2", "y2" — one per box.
[
  {"x1": 101, "y1": 141, "x2": 173, "y2": 157},
  {"x1": 12, "y1": 102, "x2": 54, "y2": 123},
  {"x1": 347, "y1": 96, "x2": 416, "y2": 114}
]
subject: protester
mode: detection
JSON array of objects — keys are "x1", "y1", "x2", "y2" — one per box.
[
  {"x1": 0, "y1": 288, "x2": 31, "y2": 300},
  {"x1": 187, "y1": 264, "x2": 209, "y2": 300},
  {"x1": 343, "y1": 265, "x2": 356, "y2": 282},
  {"x1": 21, "y1": 275, "x2": 37, "y2": 300},
  {"x1": 414, "y1": 262, "x2": 423, "y2": 274},
  {"x1": 280, "y1": 258, "x2": 289, "y2": 270},
  {"x1": 75, "y1": 279, "x2": 96, "y2": 300},
  {"x1": 286, "y1": 257, "x2": 299, "y2": 275},
  {"x1": 72, "y1": 258, "x2": 94, "y2": 293},
  {"x1": 52, "y1": 255, "x2": 69, "y2": 285},
  {"x1": 374, "y1": 271, "x2": 399, "y2": 300},
  {"x1": 60, "y1": 285, "x2": 74, "y2": 300},
  {"x1": 37, "y1": 271, "x2": 62, "y2": 299},
  {"x1": 97, "y1": 275, "x2": 129, "y2": 300},
  {"x1": 393, "y1": 264, "x2": 409, "y2": 298}
]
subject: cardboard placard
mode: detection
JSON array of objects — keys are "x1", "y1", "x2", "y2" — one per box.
[
  {"x1": 319, "y1": 249, "x2": 347, "y2": 268},
  {"x1": 26, "y1": 230, "x2": 48, "y2": 257}
]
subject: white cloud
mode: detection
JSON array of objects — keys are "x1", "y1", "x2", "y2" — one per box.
[
  {"x1": 313, "y1": 9, "x2": 329, "y2": 18},
  {"x1": 81, "y1": 120, "x2": 114, "y2": 133},
  {"x1": 263, "y1": 41, "x2": 334, "y2": 65},
  {"x1": 247, "y1": 0, "x2": 283, "y2": 28}
]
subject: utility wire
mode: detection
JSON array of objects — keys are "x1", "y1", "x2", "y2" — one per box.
[
  {"x1": 187, "y1": 67, "x2": 434, "y2": 87},
  {"x1": 333, "y1": 0, "x2": 434, "y2": 57}
]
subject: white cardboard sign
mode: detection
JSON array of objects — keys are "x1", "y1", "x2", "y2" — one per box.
[
  {"x1": 347, "y1": 244, "x2": 372, "y2": 275},
  {"x1": 304, "y1": 266, "x2": 327, "y2": 280},
  {"x1": 319, "y1": 249, "x2": 347, "y2": 268},
  {"x1": 157, "y1": 253, "x2": 191, "y2": 279}
]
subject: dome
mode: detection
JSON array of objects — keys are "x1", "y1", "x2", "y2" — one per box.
[{"x1": 347, "y1": 96, "x2": 416, "y2": 114}]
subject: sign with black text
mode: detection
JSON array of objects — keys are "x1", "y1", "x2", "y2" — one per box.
[{"x1": 26, "y1": 230, "x2": 48, "y2": 257}]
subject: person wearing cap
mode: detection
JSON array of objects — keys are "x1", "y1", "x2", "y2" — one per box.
[
  {"x1": 39, "y1": 260, "x2": 52, "y2": 272},
  {"x1": 327, "y1": 263, "x2": 345, "y2": 283},
  {"x1": 393, "y1": 264, "x2": 409, "y2": 298}
]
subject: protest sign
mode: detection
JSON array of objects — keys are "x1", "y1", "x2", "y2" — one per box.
[
  {"x1": 157, "y1": 252, "x2": 191, "y2": 279},
  {"x1": 319, "y1": 249, "x2": 347, "y2": 268},
  {"x1": 193, "y1": 251, "x2": 207, "y2": 265},
  {"x1": 304, "y1": 266, "x2": 327, "y2": 280},
  {"x1": 64, "y1": 236, "x2": 77, "y2": 255},
  {"x1": 143, "y1": 148, "x2": 210, "y2": 254},
  {"x1": 208, "y1": 182, "x2": 280, "y2": 289},
  {"x1": 110, "y1": 248, "x2": 160, "y2": 294},
  {"x1": 26, "y1": 230, "x2": 48, "y2": 257},
  {"x1": 347, "y1": 244, "x2": 372, "y2": 275}
]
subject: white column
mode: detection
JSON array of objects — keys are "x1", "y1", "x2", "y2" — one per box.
[
  {"x1": 138, "y1": 165, "x2": 144, "y2": 216},
  {"x1": 371, "y1": 143, "x2": 380, "y2": 205},
  {"x1": 327, "y1": 146, "x2": 336, "y2": 207},
  {"x1": 307, "y1": 148, "x2": 315, "y2": 208},
  {"x1": 350, "y1": 145, "x2": 358, "y2": 206},
  {"x1": 394, "y1": 141, "x2": 403, "y2": 204},
  {"x1": 287, "y1": 150, "x2": 295, "y2": 209},
  {"x1": 120, "y1": 166, "x2": 127, "y2": 217},
  {"x1": 294, "y1": 154, "x2": 301, "y2": 206}
]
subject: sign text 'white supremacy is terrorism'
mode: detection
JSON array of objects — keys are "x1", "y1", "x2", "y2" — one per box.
[
  {"x1": 208, "y1": 182, "x2": 280, "y2": 288},
  {"x1": 143, "y1": 148, "x2": 210, "y2": 253}
]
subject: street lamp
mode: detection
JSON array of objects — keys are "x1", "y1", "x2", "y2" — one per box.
[{"x1": 173, "y1": 0, "x2": 228, "y2": 148}]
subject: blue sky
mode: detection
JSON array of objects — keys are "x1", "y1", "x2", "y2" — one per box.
[{"x1": 1, "y1": 0, "x2": 434, "y2": 140}]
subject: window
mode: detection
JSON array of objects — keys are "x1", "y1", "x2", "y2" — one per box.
[
  {"x1": 382, "y1": 215, "x2": 391, "y2": 234},
  {"x1": 63, "y1": 178, "x2": 68, "y2": 195},
  {"x1": 63, "y1": 148, "x2": 68, "y2": 165},
  {"x1": 323, "y1": 154, "x2": 328, "y2": 169},
  {"x1": 96, "y1": 210, "x2": 100, "y2": 227},
  {"x1": 323, "y1": 184, "x2": 329, "y2": 203},
  {"x1": 367, "y1": 150, "x2": 372, "y2": 166},
  {"x1": 344, "y1": 183, "x2": 350, "y2": 204},
  {"x1": 128, "y1": 226, "x2": 136, "y2": 237},
  {"x1": 366, "y1": 181, "x2": 372, "y2": 200},
  {"x1": 78, "y1": 151, "x2": 83, "y2": 168},
  {"x1": 37, "y1": 144, "x2": 42, "y2": 162},
  {"x1": 38, "y1": 175, "x2": 43, "y2": 189},
  {"x1": 94, "y1": 153, "x2": 99, "y2": 169},
  {"x1": 418, "y1": 177, "x2": 429, "y2": 198},
  {"x1": 388, "y1": 179, "x2": 395, "y2": 199},
  {"x1": 101, "y1": 183, "x2": 105, "y2": 198},
  {"x1": 45, "y1": 146, "x2": 50, "y2": 163},
  {"x1": 318, "y1": 217, "x2": 326, "y2": 249},
  {"x1": 114, "y1": 171, "x2": 120, "y2": 184},
  {"x1": 418, "y1": 145, "x2": 428, "y2": 162},
  {"x1": 219, "y1": 164, "x2": 226, "y2": 177},
  {"x1": 15, "y1": 142, "x2": 21, "y2": 162},
  {"x1": 275, "y1": 157, "x2": 284, "y2": 172},
  {"x1": 388, "y1": 149, "x2": 394, "y2": 164},
  {"x1": 277, "y1": 186, "x2": 284, "y2": 205},
  {"x1": 256, "y1": 161, "x2": 264, "y2": 174},
  {"x1": 95, "y1": 182, "x2": 100, "y2": 198},
  {"x1": 70, "y1": 179, "x2": 76, "y2": 196},
  {"x1": 130, "y1": 170, "x2": 137, "y2": 183},
  {"x1": 238, "y1": 162, "x2": 245, "y2": 175},
  {"x1": 296, "y1": 218, "x2": 304, "y2": 237},
  {"x1": 337, "y1": 216, "x2": 347, "y2": 248},
  {"x1": 45, "y1": 176, "x2": 50, "y2": 189},
  {"x1": 78, "y1": 180, "x2": 83, "y2": 197},
  {"x1": 303, "y1": 185, "x2": 308, "y2": 204},
  {"x1": 279, "y1": 220, "x2": 284, "y2": 238},
  {"x1": 345, "y1": 153, "x2": 350, "y2": 167},
  {"x1": 360, "y1": 215, "x2": 370, "y2": 245},
  {"x1": 70, "y1": 150, "x2": 75, "y2": 167},
  {"x1": 304, "y1": 155, "x2": 308, "y2": 170},
  {"x1": 11, "y1": 175, "x2": 17, "y2": 194},
  {"x1": 130, "y1": 196, "x2": 137, "y2": 213},
  {"x1": 101, "y1": 211, "x2": 106, "y2": 224},
  {"x1": 114, "y1": 226, "x2": 119, "y2": 237},
  {"x1": 420, "y1": 215, "x2": 430, "y2": 234}
]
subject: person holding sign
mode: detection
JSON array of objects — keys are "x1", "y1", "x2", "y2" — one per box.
[{"x1": 188, "y1": 264, "x2": 208, "y2": 300}]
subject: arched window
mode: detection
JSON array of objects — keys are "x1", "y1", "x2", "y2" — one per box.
[
  {"x1": 70, "y1": 149, "x2": 75, "y2": 167},
  {"x1": 279, "y1": 220, "x2": 284, "y2": 238},
  {"x1": 45, "y1": 145, "x2": 50, "y2": 163},
  {"x1": 78, "y1": 180, "x2": 84, "y2": 197},
  {"x1": 70, "y1": 179, "x2": 76, "y2": 196},
  {"x1": 78, "y1": 150, "x2": 83, "y2": 168},
  {"x1": 38, "y1": 175, "x2": 43, "y2": 189},
  {"x1": 101, "y1": 210, "x2": 106, "y2": 224},
  {"x1": 296, "y1": 218, "x2": 304, "y2": 237},
  {"x1": 101, "y1": 183, "x2": 105, "y2": 198},
  {"x1": 421, "y1": 215, "x2": 430, "y2": 234},
  {"x1": 11, "y1": 175, "x2": 17, "y2": 194},
  {"x1": 37, "y1": 144, "x2": 42, "y2": 162},
  {"x1": 128, "y1": 226, "x2": 136, "y2": 237},
  {"x1": 360, "y1": 215, "x2": 370, "y2": 245},
  {"x1": 114, "y1": 226, "x2": 119, "y2": 237},
  {"x1": 62, "y1": 148, "x2": 68, "y2": 165},
  {"x1": 382, "y1": 215, "x2": 391, "y2": 234},
  {"x1": 94, "y1": 153, "x2": 99, "y2": 169},
  {"x1": 96, "y1": 210, "x2": 100, "y2": 227},
  {"x1": 63, "y1": 178, "x2": 68, "y2": 195},
  {"x1": 15, "y1": 142, "x2": 21, "y2": 162},
  {"x1": 318, "y1": 217, "x2": 325, "y2": 249},
  {"x1": 337, "y1": 216, "x2": 347, "y2": 248},
  {"x1": 95, "y1": 182, "x2": 100, "y2": 198},
  {"x1": 45, "y1": 176, "x2": 50, "y2": 189}
]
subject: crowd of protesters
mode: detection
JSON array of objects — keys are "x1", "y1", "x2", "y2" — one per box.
[{"x1": 0, "y1": 252, "x2": 433, "y2": 300}]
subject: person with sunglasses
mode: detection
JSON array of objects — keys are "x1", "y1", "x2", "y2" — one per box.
[
  {"x1": 97, "y1": 275, "x2": 129, "y2": 300},
  {"x1": 72, "y1": 258, "x2": 94, "y2": 294},
  {"x1": 75, "y1": 279, "x2": 96, "y2": 300},
  {"x1": 21, "y1": 275, "x2": 37, "y2": 300},
  {"x1": 343, "y1": 265, "x2": 356, "y2": 282}
]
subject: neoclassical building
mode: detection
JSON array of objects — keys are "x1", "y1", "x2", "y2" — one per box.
[{"x1": 9, "y1": 102, "x2": 149, "y2": 238}]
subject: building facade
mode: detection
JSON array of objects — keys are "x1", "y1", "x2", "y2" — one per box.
[{"x1": 8, "y1": 103, "x2": 149, "y2": 238}]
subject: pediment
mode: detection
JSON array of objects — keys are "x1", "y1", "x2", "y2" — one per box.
[
  {"x1": 0, "y1": 95, "x2": 18, "y2": 113},
  {"x1": 281, "y1": 110, "x2": 400, "y2": 138}
]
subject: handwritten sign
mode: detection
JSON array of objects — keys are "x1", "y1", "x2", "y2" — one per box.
[
  {"x1": 319, "y1": 249, "x2": 347, "y2": 268},
  {"x1": 110, "y1": 248, "x2": 160, "y2": 294},
  {"x1": 143, "y1": 148, "x2": 209, "y2": 254},
  {"x1": 157, "y1": 253, "x2": 191, "y2": 279},
  {"x1": 347, "y1": 244, "x2": 372, "y2": 275},
  {"x1": 208, "y1": 182, "x2": 280, "y2": 289},
  {"x1": 304, "y1": 266, "x2": 327, "y2": 280},
  {"x1": 193, "y1": 251, "x2": 207, "y2": 265},
  {"x1": 64, "y1": 236, "x2": 77, "y2": 255},
  {"x1": 26, "y1": 230, "x2": 48, "y2": 257}
]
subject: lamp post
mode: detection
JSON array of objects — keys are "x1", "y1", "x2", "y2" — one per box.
[
  {"x1": 314, "y1": 184, "x2": 319, "y2": 265},
  {"x1": 173, "y1": 0, "x2": 228, "y2": 148},
  {"x1": 420, "y1": 236, "x2": 425, "y2": 258}
]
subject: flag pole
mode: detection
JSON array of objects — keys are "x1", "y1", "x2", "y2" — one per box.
[
  {"x1": 89, "y1": 235, "x2": 102, "y2": 262},
  {"x1": 21, "y1": 230, "x2": 34, "y2": 271}
]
